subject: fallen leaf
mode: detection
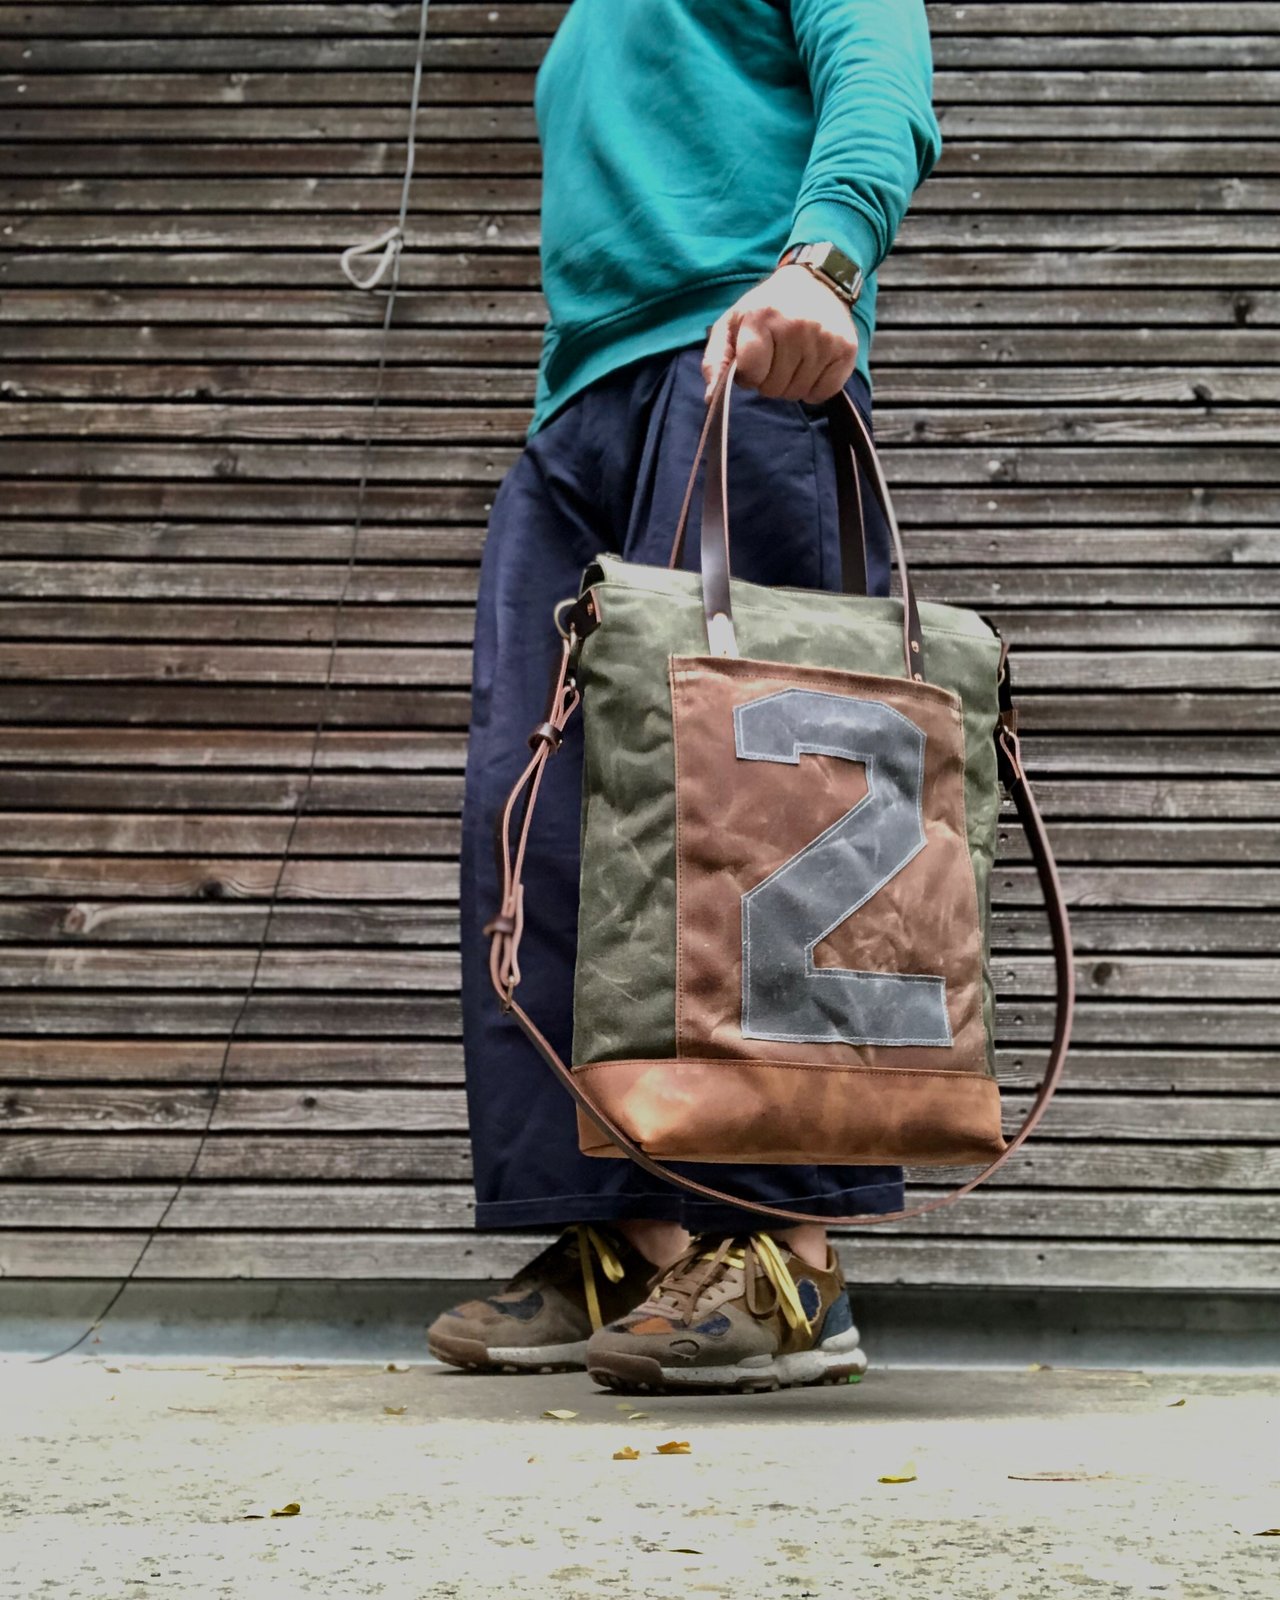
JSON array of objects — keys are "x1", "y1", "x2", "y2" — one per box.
[
  {"x1": 1027, "y1": 1362, "x2": 1052, "y2": 1372},
  {"x1": 1167, "y1": 1397, "x2": 1187, "y2": 1407},
  {"x1": 656, "y1": 1440, "x2": 692, "y2": 1455},
  {"x1": 542, "y1": 1408, "x2": 578, "y2": 1421},
  {"x1": 668, "y1": 1548, "x2": 703, "y2": 1554},
  {"x1": 385, "y1": 1363, "x2": 409, "y2": 1373},
  {"x1": 271, "y1": 1502, "x2": 301, "y2": 1518},
  {"x1": 878, "y1": 1460, "x2": 918, "y2": 1484},
  {"x1": 1253, "y1": 1528, "x2": 1280, "y2": 1537},
  {"x1": 527, "y1": 1455, "x2": 537, "y2": 1464},
  {"x1": 627, "y1": 1412, "x2": 649, "y2": 1421},
  {"x1": 105, "y1": 1367, "x2": 120, "y2": 1374},
  {"x1": 1008, "y1": 1471, "x2": 1115, "y2": 1482},
  {"x1": 613, "y1": 1446, "x2": 641, "y2": 1461},
  {"x1": 383, "y1": 1405, "x2": 407, "y2": 1416}
]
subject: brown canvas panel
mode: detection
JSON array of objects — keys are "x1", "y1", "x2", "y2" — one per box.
[
  {"x1": 574, "y1": 1057, "x2": 1006, "y2": 1166},
  {"x1": 670, "y1": 654, "x2": 987, "y2": 1075}
]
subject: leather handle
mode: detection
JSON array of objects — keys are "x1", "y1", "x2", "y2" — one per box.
[
  {"x1": 486, "y1": 635, "x2": 1075, "y2": 1229},
  {"x1": 667, "y1": 358, "x2": 926, "y2": 680},
  {"x1": 667, "y1": 362, "x2": 868, "y2": 600}
]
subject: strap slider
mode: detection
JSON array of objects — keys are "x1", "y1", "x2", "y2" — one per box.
[
  {"x1": 528, "y1": 720, "x2": 562, "y2": 751},
  {"x1": 996, "y1": 723, "x2": 1024, "y2": 790}
]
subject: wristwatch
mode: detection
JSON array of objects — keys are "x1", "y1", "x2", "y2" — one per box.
[{"x1": 776, "y1": 240, "x2": 864, "y2": 307}]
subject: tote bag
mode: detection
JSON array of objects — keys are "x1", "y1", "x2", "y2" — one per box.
[{"x1": 484, "y1": 359, "x2": 1074, "y2": 1226}]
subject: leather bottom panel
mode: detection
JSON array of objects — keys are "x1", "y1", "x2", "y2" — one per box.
[{"x1": 574, "y1": 1057, "x2": 1007, "y2": 1167}]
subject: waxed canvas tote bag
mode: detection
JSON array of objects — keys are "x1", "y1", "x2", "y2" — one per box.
[{"x1": 485, "y1": 358, "x2": 1074, "y2": 1226}]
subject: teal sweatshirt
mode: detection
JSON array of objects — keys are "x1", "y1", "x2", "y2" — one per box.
[{"x1": 528, "y1": 0, "x2": 943, "y2": 437}]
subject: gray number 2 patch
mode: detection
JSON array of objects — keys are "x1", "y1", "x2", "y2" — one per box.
[{"x1": 734, "y1": 687, "x2": 951, "y2": 1048}]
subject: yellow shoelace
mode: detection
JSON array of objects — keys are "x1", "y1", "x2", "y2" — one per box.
[
  {"x1": 654, "y1": 1231, "x2": 813, "y2": 1337},
  {"x1": 575, "y1": 1223, "x2": 626, "y2": 1331}
]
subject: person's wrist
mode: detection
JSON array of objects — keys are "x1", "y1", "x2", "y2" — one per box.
[
  {"x1": 776, "y1": 240, "x2": 864, "y2": 308},
  {"x1": 772, "y1": 261, "x2": 857, "y2": 331}
]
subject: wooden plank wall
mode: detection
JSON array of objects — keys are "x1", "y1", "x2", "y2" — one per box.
[{"x1": 1, "y1": 1, "x2": 1277, "y2": 1293}]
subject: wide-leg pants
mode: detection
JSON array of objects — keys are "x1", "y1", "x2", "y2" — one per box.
[{"x1": 459, "y1": 340, "x2": 907, "y2": 1233}]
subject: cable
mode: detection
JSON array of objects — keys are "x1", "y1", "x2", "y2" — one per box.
[{"x1": 32, "y1": 0, "x2": 435, "y2": 1362}]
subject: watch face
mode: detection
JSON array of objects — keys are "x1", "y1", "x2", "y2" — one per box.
[{"x1": 815, "y1": 243, "x2": 860, "y2": 291}]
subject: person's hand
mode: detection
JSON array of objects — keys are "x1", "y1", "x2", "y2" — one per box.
[{"x1": 701, "y1": 263, "x2": 859, "y2": 406}]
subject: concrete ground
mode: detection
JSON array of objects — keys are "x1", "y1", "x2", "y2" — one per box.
[{"x1": 0, "y1": 1358, "x2": 1276, "y2": 1599}]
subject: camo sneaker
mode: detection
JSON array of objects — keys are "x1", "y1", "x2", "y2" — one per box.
[
  {"x1": 584, "y1": 1230, "x2": 867, "y2": 1394},
  {"x1": 426, "y1": 1222, "x2": 657, "y2": 1373}
]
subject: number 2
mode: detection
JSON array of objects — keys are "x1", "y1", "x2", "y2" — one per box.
[{"x1": 734, "y1": 687, "x2": 951, "y2": 1048}]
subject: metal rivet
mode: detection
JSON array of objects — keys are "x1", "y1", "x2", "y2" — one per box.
[
  {"x1": 910, "y1": 639, "x2": 920, "y2": 653},
  {"x1": 913, "y1": 672, "x2": 923, "y2": 682}
]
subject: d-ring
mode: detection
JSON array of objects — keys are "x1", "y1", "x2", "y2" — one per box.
[{"x1": 552, "y1": 596, "x2": 577, "y2": 640}]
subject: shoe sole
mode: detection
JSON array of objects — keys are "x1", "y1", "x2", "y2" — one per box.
[
  {"x1": 586, "y1": 1332, "x2": 868, "y2": 1395},
  {"x1": 427, "y1": 1330, "x2": 588, "y2": 1374}
]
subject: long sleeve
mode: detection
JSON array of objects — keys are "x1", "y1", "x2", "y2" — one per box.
[{"x1": 782, "y1": 0, "x2": 943, "y2": 277}]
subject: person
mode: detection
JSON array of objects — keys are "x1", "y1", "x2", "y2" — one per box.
[{"x1": 428, "y1": 0, "x2": 943, "y2": 1393}]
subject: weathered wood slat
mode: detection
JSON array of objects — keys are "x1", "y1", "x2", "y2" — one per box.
[
  {"x1": 0, "y1": 726, "x2": 470, "y2": 766},
  {"x1": 0, "y1": 684, "x2": 1275, "y2": 734},
  {"x1": 14, "y1": 365, "x2": 1278, "y2": 415},
  {"x1": 9, "y1": 140, "x2": 1280, "y2": 182},
  {"x1": 0, "y1": 832, "x2": 1267, "y2": 896},
  {"x1": 1, "y1": 1038, "x2": 1274, "y2": 1093},
  {"x1": 5, "y1": 324, "x2": 1275, "y2": 370},
  {"x1": 2, "y1": 763, "x2": 1277, "y2": 820},
  {"x1": 7, "y1": 4, "x2": 1267, "y2": 43},
  {"x1": 13, "y1": 29, "x2": 1280, "y2": 73},
  {"x1": 0, "y1": 644, "x2": 1274, "y2": 696},
  {"x1": 12, "y1": 481, "x2": 1275, "y2": 530},
  {"x1": 0, "y1": 6, "x2": 566, "y2": 38},
  {"x1": 0, "y1": 725, "x2": 1271, "y2": 777},
  {"x1": 7, "y1": 212, "x2": 1280, "y2": 251},
  {"x1": 16, "y1": 521, "x2": 1274, "y2": 570},
  {"x1": 0, "y1": 1134, "x2": 1272, "y2": 1192},
  {"x1": 4, "y1": 440, "x2": 1277, "y2": 489},
  {"x1": 7, "y1": 402, "x2": 1280, "y2": 448},
  {"x1": 0, "y1": 41, "x2": 1271, "y2": 82},
  {"x1": 927, "y1": 6, "x2": 1280, "y2": 35},
  {"x1": 5, "y1": 247, "x2": 1280, "y2": 294},
  {"x1": 4, "y1": 944, "x2": 1280, "y2": 1001},
  {"x1": 0, "y1": 863, "x2": 1273, "y2": 910},
  {"x1": 0, "y1": 902, "x2": 1276, "y2": 962},
  {"x1": 8, "y1": 7, "x2": 1280, "y2": 44},
  {"x1": 1, "y1": 602, "x2": 1277, "y2": 654},
  {"x1": 9, "y1": 103, "x2": 1280, "y2": 140},
  {"x1": 8, "y1": 561, "x2": 1279, "y2": 612},
  {"x1": 0, "y1": 1081, "x2": 1273, "y2": 1145},
  {"x1": 0, "y1": 1183, "x2": 1270, "y2": 1242},
  {"x1": 0, "y1": 993, "x2": 1277, "y2": 1048},
  {"x1": 0, "y1": 1231, "x2": 1273, "y2": 1290},
  {"x1": 10, "y1": 174, "x2": 1280, "y2": 214}
]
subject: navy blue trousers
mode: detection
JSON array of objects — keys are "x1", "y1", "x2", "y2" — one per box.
[{"x1": 460, "y1": 341, "x2": 907, "y2": 1233}]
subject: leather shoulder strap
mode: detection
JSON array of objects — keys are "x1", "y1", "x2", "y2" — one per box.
[{"x1": 484, "y1": 633, "x2": 1075, "y2": 1228}]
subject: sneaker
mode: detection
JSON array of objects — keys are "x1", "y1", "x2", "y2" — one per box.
[
  {"x1": 584, "y1": 1231, "x2": 867, "y2": 1394},
  {"x1": 426, "y1": 1222, "x2": 657, "y2": 1373}
]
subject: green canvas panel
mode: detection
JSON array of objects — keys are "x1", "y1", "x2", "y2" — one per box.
[{"x1": 570, "y1": 553, "x2": 1004, "y2": 1075}]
